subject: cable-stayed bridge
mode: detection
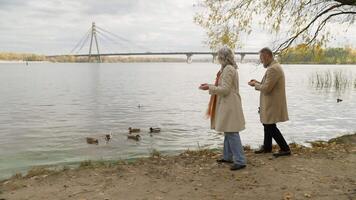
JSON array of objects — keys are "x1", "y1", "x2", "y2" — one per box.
[{"x1": 47, "y1": 22, "x2": 259, "y2": 63}]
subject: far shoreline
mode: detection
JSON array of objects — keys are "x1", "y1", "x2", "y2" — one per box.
[{"x1": 1, "y1": 59, "x2": 356, "y2": 65}]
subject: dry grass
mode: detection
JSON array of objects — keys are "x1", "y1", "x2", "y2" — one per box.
[{"x1": 10, "y1": 173, "x2": 22, "y2": 180}]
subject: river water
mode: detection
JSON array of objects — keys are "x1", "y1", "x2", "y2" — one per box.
[{"x1": 1, "y1": 62, "x2": 355, "y2": 179}]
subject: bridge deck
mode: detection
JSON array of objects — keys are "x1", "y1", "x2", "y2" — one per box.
[{"x1": 47, "y1": 52, "x2": 259, "y2": 57}]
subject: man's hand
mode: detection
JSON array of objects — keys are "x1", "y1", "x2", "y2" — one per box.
[
  {"x1": 199, "y1": 83, "x2": 209, "y2": 90},
  {"x1": 248, "y1": 79, "x2": 258, "y2": 87}
]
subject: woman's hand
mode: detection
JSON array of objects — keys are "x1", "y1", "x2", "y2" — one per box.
[
  {"x1": 248, "y1": 79, "x2": 258, "y2": 87},
  {"x1": 199, "y1": 83, "x2": 209, "y2": 90}
]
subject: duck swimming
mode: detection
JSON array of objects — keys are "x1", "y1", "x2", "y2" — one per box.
[
  {"x1": 129, "y1": 127, "x2": 140, "y2": 133},
  {"x1": 127, "y1": 134, "x2": 141, "y2": 141},
  {"x1": 105, "y1": 132, "x2": 112, "y2": 142},
  {"x1": 86, "y1": 137, "x2": 99, "y2": 145},
  {"x1": 149, "y1": 127, "x2": 161, "y2": 133}
]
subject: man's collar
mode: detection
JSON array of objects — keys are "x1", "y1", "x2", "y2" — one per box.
[{"x1": 267, "y1": 60, "x2": 277, "y2": 67}]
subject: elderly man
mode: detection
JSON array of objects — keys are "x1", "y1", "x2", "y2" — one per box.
[{"x1": 248, "y1": 47, "x2": 291, "y2": 157}]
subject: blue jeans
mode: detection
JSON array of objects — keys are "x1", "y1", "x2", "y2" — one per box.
[{"x1": 223, "y1": 132, "x2": 246, "y2": 165}]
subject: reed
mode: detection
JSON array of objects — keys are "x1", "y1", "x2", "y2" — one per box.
[{"x1": 309, "y1": 70, "x2": 354, "y2": 91}]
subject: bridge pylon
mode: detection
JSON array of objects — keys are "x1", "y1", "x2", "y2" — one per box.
[{"x1": 88, "y1": 22, "x2": 101, "y2": 63}]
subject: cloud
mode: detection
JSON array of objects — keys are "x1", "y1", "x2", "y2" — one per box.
[
  {"x1": 0, "y1": 0, "x2": 27, "y2": 9},
  {"x1": 0, "y1": 0, "x2": 354, "y2": 54},
  {"x1": 83, "y1": 0, "x2": 139, "y2": 16}
]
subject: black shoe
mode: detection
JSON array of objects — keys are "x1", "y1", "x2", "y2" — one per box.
[
  {"x1": 216, "y1": 159, "x2": 233, "y2": 164},
  {"x1": 273, "y1": 150, "x2": 291, "y2": 157},
  {"x1": 230, "y1": 164, "x2": 246, "y2": 171},
  {"x1": 254, "y1": 147, "x2": 272, "y2": 154}
]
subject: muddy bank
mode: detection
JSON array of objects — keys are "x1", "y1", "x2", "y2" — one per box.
[{"x1": 1, "y1": 134, "x2": 356, "y2": 200}]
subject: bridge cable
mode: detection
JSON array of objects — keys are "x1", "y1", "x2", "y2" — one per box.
[
  {"x1": 95, "y1": 30, "x2": 132, "y2": 52},
  {"x1": 94, "y1": 33, "x2": 118, "y2": 54},
  {"x1": 69, "y1": 28, "x2": 91, "y2": 54},
  {"x1": 75, "y1": 32, "x2": 91, "y2": 54},
  {"x1": 96, "y1": 27, "x2": 141, "y2": 51},
  {"x1": 95, "y1": 26, "x2": 149, "y2": 51}
]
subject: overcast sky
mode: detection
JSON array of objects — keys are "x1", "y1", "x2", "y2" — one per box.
[{"x1": 0, "y1": 0, "x2": 355, "y2": 55}]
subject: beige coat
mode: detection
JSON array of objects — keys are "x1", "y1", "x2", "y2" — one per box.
[
  {"x1": 255, "y1": 61, "x2": 289, "y2": 124},
  {"x1": 209, "y1": 65, "x2": 245, "y2": 132}
]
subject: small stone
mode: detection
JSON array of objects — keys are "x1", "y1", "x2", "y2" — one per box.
[
  {"x1": 283, "y1": 192, "x2": 293, "y2": 200},
  {"x1": 304, "y1": 193, "x2": 311, "y2": 198}
]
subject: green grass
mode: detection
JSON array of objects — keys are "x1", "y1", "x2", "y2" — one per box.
[
  {"x1": 150, "y1": 149, "x2": 161, "y2": 158},
  {"x1": 78, "y1": 160, "x2": 118, "y2": 168}
]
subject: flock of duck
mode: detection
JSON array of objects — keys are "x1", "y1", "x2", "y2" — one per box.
[{"x1": 86, "y1": 127, "x2": 161, "y2": 145}]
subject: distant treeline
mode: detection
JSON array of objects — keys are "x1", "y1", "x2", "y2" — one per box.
[
  {"x1": 279, "y1": 44, "x2": 356, "y2": 64},
  {"x1": 0, "y1": 52, "x2": 189, "y2": 63},
  {"x1": 0, "y1": 52, "x2": 45, "y2": 61},
  {"x1": 2, "y1": 45, "x2": 356, "y2": 64}
]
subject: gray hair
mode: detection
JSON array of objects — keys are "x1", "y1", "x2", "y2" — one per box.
[
  {"x1": 217, "y1": 46, "x2": 238, "y2": 69},
  {"x1": 259, "y1": 47, "x2": 274, "y2": 57}
]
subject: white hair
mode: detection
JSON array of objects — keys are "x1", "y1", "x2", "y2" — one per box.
[{"x1": 217, "y1": 46, "x2": 238, "y2": 69}]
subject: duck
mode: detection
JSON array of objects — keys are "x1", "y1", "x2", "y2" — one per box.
[
  {"x1": 337, "y1": 98, "x2": 343, "y2": 103},
  {"x1": 86, "y1": 137, "x2": 99, "y2": 145},
  {"x1": 105, "y1": 132, "x2": 112, "y2": 142},
  {"x1": 127, "y1": 134, "x2": 141, "y2": 141},
  {"x1": 149, "y1": 127, "x2": 161, "y2": 133},
  {"x1": 129, "y1": 127, "x2": 140, "y2": 133}
]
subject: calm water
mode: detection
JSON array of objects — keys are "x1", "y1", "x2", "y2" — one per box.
[{"x1": 1, "y1": 62, "x2": 356, "y2": 179}]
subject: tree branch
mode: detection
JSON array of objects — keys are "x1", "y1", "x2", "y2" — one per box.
[
  {"x1": 333, "y1": 0, "x2": 356, "y2": 5},
  {"x1": 274, "y1": 3, "x2": 350, "y2": 53}
]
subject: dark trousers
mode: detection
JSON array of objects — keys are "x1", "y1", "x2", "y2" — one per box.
[{"x1": 263, "y1": 124, "x2": 290, "y2": 152}]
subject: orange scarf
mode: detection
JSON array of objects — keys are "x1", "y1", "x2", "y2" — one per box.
[{"x1": 207, "y1": 70, "x2": 222, "y2": 119}]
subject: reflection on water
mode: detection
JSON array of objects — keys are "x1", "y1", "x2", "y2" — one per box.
[{"x1": 0, "y1": 63, "x2": 356, "y2": 179}]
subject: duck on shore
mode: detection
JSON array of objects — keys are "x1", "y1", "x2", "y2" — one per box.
[
  {"x1": 129, "y1": 127, "x2": 140, "y2": 133},
  {"x1": 86, "y1": 137, "x2": 99, "y2": 145},
  {"x1": 149, "y1": 127, "x2": 161, "y2": 133}
]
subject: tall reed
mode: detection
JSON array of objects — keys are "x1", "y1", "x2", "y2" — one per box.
[{"x1": 309, "y1": 70, "x2": 354, "y2": 91}]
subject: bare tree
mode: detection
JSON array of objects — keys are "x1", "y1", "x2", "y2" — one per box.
[{"x1": 194, "y1": 0, "x2": 356, "y2": 52}]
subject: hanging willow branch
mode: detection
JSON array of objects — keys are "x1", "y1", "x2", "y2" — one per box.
[{"x1": 194, "y1": 0, "x2": 356, "y2": 51}]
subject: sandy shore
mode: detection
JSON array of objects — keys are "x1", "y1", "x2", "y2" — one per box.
[{"x1": 1, "y1": 134, "x2": 355, "y2": 200}]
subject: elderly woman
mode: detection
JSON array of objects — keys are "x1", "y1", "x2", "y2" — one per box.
[{"x1": 199, "y1": 46, "x2": 246, "y2": 171}]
